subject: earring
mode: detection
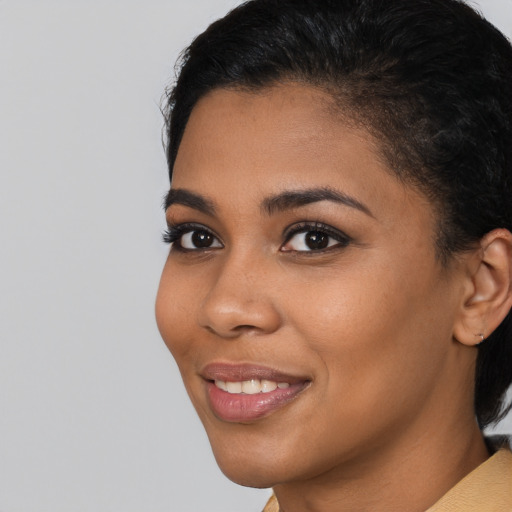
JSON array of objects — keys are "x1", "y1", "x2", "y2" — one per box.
[{"x1": 477, "y1": 333, "x2": 485, "y2": 345}]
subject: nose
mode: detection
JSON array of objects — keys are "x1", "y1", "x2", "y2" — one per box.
[{"x1": 198, "y1": 253, "x2": 282, "y2": 339}]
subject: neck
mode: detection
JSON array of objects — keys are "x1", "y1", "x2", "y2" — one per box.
[{"x1": 272, "y1": 416, "x2": 488, "y2": 512}]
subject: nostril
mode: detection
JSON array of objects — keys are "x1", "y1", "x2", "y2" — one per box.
[
  {"x1": 234, "y1": 324, "x2": 261, "y2": 331},
  {"x1": 203, "y1": 322, "x2": 270, "y2": 339}
]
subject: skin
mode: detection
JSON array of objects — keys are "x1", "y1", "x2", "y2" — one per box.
[{"x1": 156, "y1": 84, "x2": 492, "y2": 512}]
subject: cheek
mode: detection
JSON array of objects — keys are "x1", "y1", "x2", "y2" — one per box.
[
  {"x1": 155, "y1": 263, "x2": 199, "y2": 366},
  {"x1": 282, "y1": 256, "x2": 452, "y2": 417}
]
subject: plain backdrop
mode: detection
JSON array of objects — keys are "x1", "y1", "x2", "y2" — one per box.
[{"x1": 0, "y1": 1, "x2": 511, "y2": 511}]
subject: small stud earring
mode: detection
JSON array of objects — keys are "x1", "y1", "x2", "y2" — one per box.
[{"x1": 477, "y1": 333, "x2": 485, "y2": 345}]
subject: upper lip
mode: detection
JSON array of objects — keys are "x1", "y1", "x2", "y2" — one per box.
[{"x1": 201, "y1": 362, "x2": 310, "y2": 384}]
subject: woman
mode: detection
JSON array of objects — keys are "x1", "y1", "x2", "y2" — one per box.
[{"x1": 156, "y1": 0, "x2": 512, "y2": 510}]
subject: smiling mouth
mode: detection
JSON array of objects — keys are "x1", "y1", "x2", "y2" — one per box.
[
  {"x1": 206, "y1": 380, "x2": 308, "y2": 422},
  {"x1": 201, "y1": 363, "x2": 310, "y2": 422},
  {"x1": 214, "y1": 379, "x2": 291, "y2": 394}
]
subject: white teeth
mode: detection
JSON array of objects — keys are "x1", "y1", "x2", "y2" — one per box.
[
  {"x1": 241, "y1": 379, "x2": 262, "y2": 394},
  {"x1": 215, "y1": 379, "x2": 291, "y2": 394},
  {"x1": 226, "y1": 381, "x2": 242, "y2": 393},
  {"x1": 215, "y1": 380, "x2": 227, "y2": 391},
  {"x1": 261, "y1": 379, "x2": 278, "y2": 392}
]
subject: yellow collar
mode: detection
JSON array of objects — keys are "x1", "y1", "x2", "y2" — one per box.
[
  {"x1": 262, "y1": 448, "x2": 512, "y2": 512},
  {"x1": 426, "y1": 448, "x2": 512, "y2": 512}
]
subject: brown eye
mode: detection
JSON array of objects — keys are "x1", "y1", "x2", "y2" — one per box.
[
  {"x1": 180, "y1": 229, "x2": 222, "y2": 250},
  {"x1": 281, "y1": 223, "x2": 351, "y2": 253},
  {"x1": 191, "y1": 230, "x2": 214, "y2": 248},
  {"x1": 304, "y1": 231, "x2": 329, "y2": 250}
]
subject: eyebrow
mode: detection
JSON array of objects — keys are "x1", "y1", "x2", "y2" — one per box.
[
  {"x1": 261, "y1": 187, "x2": 374, "y2": 217},
  {"x1": 164, "y1": 186, "x2": 373, "y2": 218},
  {"x1": 164, "y1": 188, "x2": 216, "y2": 215}
]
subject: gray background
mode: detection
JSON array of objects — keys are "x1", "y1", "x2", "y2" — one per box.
[{"x1": 0, "y1": 1, "x2": 510, "y2": 511}]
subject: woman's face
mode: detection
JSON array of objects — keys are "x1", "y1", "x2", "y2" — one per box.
[{"x1": 156, "y1": 84, "x2": 472, "y2": 487}]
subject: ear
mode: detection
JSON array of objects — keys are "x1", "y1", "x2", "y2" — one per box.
[{"x1": 453, "y1": 228, "x2": 512, "y2": 346}]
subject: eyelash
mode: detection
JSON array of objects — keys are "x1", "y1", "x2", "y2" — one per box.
[
  {"x1": 163, "y1": 221, "x2": 352, "y2": 253},
  {"x1": 163, "y1": 223, "x2": 221, "y2": 251},
  {"x1": 282, "y1": 222, "x2": 352, "y2": 253}
]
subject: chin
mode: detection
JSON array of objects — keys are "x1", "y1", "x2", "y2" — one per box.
[
  {"x1": 222, "y1": 469, "x2": 277, "y2": 489},
  {"x1": 205, "y1": 425, "x2": 295, "y2": 488},
  {"x1": 214, "y1": 452, "x2": 284, "y2": 488}
]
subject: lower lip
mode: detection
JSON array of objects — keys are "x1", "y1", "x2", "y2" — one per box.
[{"x1": 205, "y1": 381, "x2": 308, "y2": 422}]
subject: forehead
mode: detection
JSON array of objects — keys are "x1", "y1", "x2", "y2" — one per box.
[
  {"x1": 171, "y1": 83, "x2": 432, "y2": 226},
  {"x1": 175, "y1": 85, "x2": 377, "y2": 180},
  {"x1": 176, "y1": 84, "x2": 342, "y2": 173}
]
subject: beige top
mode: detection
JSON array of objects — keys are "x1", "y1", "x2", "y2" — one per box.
[{"x1": 262, "y1": 448, "x2": 512, "y2": 512}]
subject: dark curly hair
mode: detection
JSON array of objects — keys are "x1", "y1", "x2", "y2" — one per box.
[{"x1": 163, "y1": 0, "x2": 512, "y2": 429}]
